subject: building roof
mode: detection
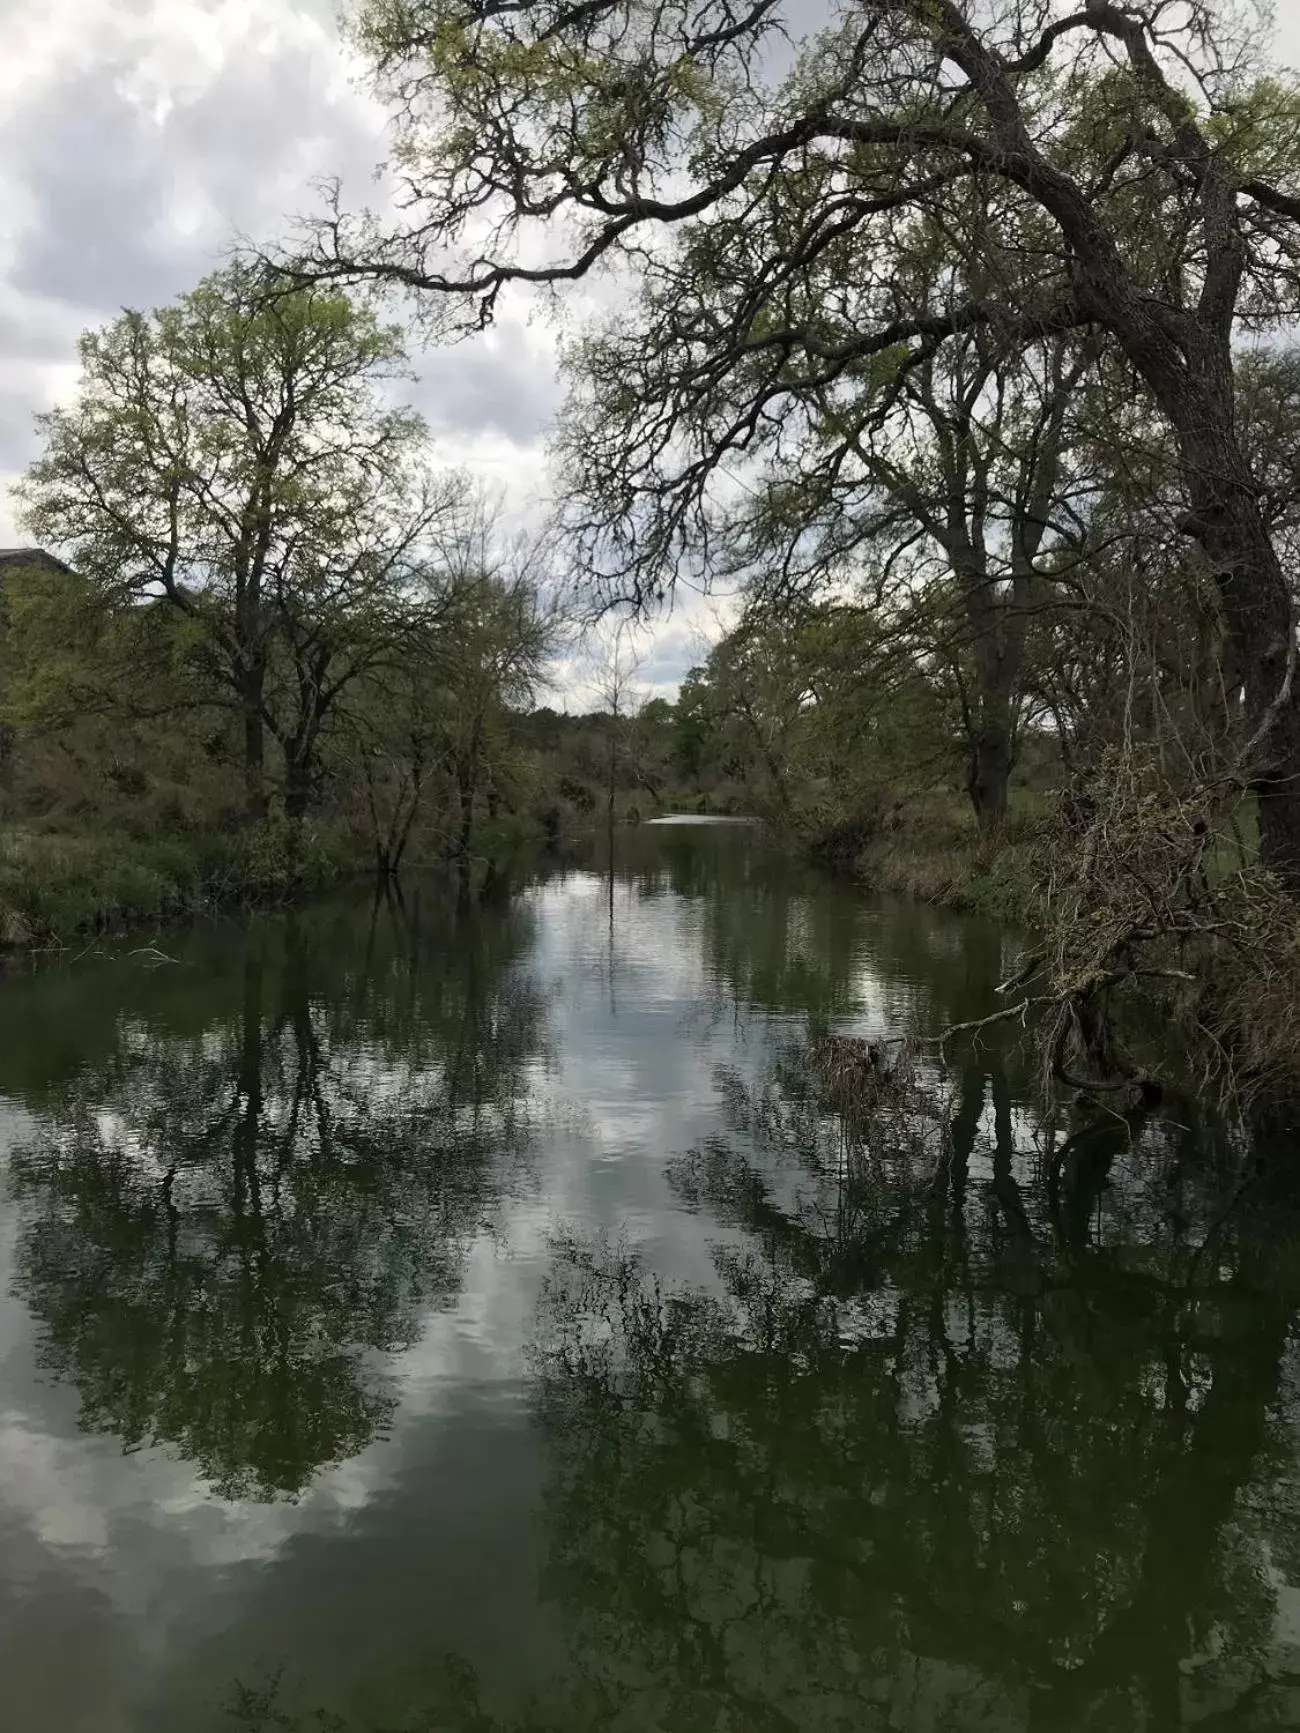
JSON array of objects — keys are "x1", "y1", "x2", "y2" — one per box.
[{"x1": 0, "y1": 547, "x2": 73, "y2": 574}]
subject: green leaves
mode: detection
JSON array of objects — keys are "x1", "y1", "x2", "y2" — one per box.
[
  {"x1": 1208, "y1": 76, "x2": 1300, "y2": 181},
  {"x1": 16, "y1": 261, "x2": 468, "y2": 820}
]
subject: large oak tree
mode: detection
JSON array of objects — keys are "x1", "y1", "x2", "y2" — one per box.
[
  {"x1": 20, "y1": 264, "x2": 462, "y2": 821},
  {"x1": 288, "y1": 0, "x2": 1300, "y2": 884}
]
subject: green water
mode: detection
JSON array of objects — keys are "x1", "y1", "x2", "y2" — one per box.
[{"x1": 1, "y1": 824, "x2": 1298, "y2": 1732}]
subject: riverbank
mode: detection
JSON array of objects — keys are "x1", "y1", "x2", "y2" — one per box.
[
  {"x1": 851, "y1": 790, "x2": 1300, "y2": 1109},
  {"x1": 850, "y1": 796, "x2": 1038, "y2": 923},
  {"x1": 0, "y1": 811, "x2": 588, "y2": 950},
  {"x1": 0, "y1": 800, "x2": 739, "y2": 950},
  {"x1": 0, "y1": 821, "x2": 364, "y2": 949},
  {"x1": 855, "y1": 788, "x2": 1264, "y2": 916}
]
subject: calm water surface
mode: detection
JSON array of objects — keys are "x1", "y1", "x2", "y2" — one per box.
[{"x1": 2, "y1": 825, "x2": 1300, "y2": 1732}]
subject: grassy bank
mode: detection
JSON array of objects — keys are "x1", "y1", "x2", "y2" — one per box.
[
  {"x1": 849, "y1": 794, "x2": 1041, "y2": 923},
  {"x1": 0, "y1": 793, "x2": 742, "y2": 952},
  {"x1": 0, "y1": 819, "x2": 362, "y2": 949},
  {"x1": 853, "y1": 787, "x2": 1263, "y2": 920}
]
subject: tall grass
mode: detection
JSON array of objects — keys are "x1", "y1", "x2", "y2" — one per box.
[
  {"x1": 853, "y1": 791, "x2": 1039, "y2": 921},
  {"x1": 0, "y1": 819, "x2": 356, "y2": 947}
]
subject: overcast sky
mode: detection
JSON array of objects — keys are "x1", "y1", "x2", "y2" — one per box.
[{"x1": 2, "y1": 0, "x2": 1300, "y2": 703}]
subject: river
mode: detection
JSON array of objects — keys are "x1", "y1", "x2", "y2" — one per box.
[{"x1": 1, "y1": 821, "x2": 1298, "y2": 1731}]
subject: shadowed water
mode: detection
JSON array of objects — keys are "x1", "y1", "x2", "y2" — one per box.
[{"x1": 1, "y1": 825, "x2": 1298, "y2": 1732}]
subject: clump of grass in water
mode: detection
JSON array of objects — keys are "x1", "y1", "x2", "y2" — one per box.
[{"x1": 805, "y1": 1033, "x2": 917, "y2": 1119}]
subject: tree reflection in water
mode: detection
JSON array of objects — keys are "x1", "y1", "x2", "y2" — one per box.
[
  {"x1": 5, "y1": 885, "x2": 547, "y2": 1500},
  {"x1": 233, "y1": 1039, "x2": 1300, "y2": 1732},
  {"x1": 8, "y1": 841, "x2": 1300, "y2": 1730},
  {"x1": 525, "y1": 1050, "x2": 1300, "y2": 1733}
]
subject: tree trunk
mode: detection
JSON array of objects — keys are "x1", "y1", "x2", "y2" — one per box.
[
  {"x1": 0, "y1": 722, "x2": 15, "y2": 812},
  {"x1": 243, "y1": 696, "x2": 266, "y2": 823},
  {"x1": 283, "y1": 721, "x2": 317, "y2": 822},
  {"x1": 1181, "y1": 460, "x2": 1300, "y2": 889},
  {"x1": 955, "y1": 557, "x2": 1021, "y2": 835},
  {"x1": 284, "y1": 758, "x2": 312, "y2": 822},
  {"x1": 235, "y1": 559, "x2": 268, "y2": 823},
  {"x1": 457, "y1": 767, "x2": 475, "y2": 859},
  {"x1": 965, "y1": 721, "x2": 1013, "y2": 831},
  {"x1": 455, "y1": 717, "x2": 484, "y2": 859},
  {"x1": 389, "y1": 781, "x2": 420, "y2": 874},
  {"x1": 1090, "y1": 299, "x2": 1300, "y2": 887},
  {"x1": 239, "y1": 650, "x2": 268, "y2": 823}
]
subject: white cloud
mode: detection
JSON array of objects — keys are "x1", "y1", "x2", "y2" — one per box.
[
  {"x1": 5, "y1": 0, "x2": 1300, "y2": 707},
  {"x1": 0, "y1": 0, "x2": 724, "y2": 698}
]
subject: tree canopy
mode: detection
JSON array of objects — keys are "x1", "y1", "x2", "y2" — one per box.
[
  {"x1": 283, "y1": 0, "x2": 1300, "y2": 884},
  {"x1": 18, "y1": 263, "x2": 466, "y2": 820}
]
